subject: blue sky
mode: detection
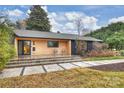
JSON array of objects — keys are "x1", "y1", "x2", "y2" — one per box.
[{"x1": 0, "y1": 5, "x2": 124, "y2": 34}]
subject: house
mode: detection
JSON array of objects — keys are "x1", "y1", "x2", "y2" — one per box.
[{"x1": 13, "y1": 29, "x2": 102, "y2": 56}]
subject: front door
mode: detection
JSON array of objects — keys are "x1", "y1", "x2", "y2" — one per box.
[
  {"x1": 18, "y1": 40, "x2": 31, "y2": 55},
  {"x1": 71, "y1": 40, "x2": 77, "y2": 55},
  {"x1": 87, "y1": 41, "x2": 93, "y2": 51}
]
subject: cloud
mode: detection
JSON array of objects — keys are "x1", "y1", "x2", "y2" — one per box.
[
  {"x1": 65, "y1": 22, "x2": 75, "y2": 30},
  {"x1": 2, "y1": 5, "x2": 101, "y2": 34},
  {"x1": 27, "y1": 9, "x2": 31, "y2": 14},
  {"x1": 41, "y1": 5, "x2": 48, "y2": 12},
  {"x1": 48, "y1": 11, "x2": 100, "y2": 34},
  {"x1": 109, "y1": 16, "x2": 124, "y2": 24},
  {"x1": 7, "y1": 9, "x2": 24, "y2": 17},
  {"x1": 0, "y1": 9, "x2": 25, "y2": 22},
  {"x1": 65, "y1": 12, "x2": 85, "y2": 21}
]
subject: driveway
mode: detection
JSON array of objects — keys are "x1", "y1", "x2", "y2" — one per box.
[{"x1": 0, "y1": 59, "x2": 124, "y2": 79}]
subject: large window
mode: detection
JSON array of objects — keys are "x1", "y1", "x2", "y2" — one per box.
[
  {"x1": 18, "y1": 40, "x2": 31, "y2": 55},
  {"x1": 47, "y1": 41, "x2": 59, "y2": 47}
]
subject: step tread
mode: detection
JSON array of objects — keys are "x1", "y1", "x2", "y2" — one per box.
[
  {"x1": 7, "y1": 59, "x2": 82, "y2": 65},
  {"x1": 8, "y1": 57, "x2": 82, "y2": 64},
  {"x1": 10, "y1": 57, "x2": 80, "y2": 61},
  {"x1": 6, "y1": 60, "x2": 82, "y2": 68},
  {"x1": 10, "y1": 56, "x2": 81, "y2": 61}
]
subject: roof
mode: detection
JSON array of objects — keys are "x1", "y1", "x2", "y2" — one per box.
[{"x1": 14, "y1": 29, "x2": 102, "y2": 42}]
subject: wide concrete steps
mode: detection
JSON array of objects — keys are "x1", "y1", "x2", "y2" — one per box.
[{"x1": 6, "y1": 56, "x2": 82, "y2": 68}]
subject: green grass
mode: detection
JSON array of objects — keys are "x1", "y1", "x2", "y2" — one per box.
[
  {"x1": 82, "y1": 56, "x2": 124, "y2": 61},
  {"x1": 0, "y1": 68, "x2": 124, "y2": 88}
]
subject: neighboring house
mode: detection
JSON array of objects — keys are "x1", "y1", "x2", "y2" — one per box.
[{"x1": 13, "y1": 30, "x2": 102, "y2": 56}]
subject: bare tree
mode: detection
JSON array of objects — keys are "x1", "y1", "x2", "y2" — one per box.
[
  {"x1": 0, "y1": 11, "x2": 15, "y2": 27},
  {"x1": 16, "y1": 20, "x2": 26, "y2": 30},
  {"x1": 0, "y1": 12, "x2": 8, "y2": 25},
  {"x1": 74, "y1": 17, "x2": 85, "y2": 55},
  {"x1": 75, "y1": 17, "x2": 84, "y2": 36}
]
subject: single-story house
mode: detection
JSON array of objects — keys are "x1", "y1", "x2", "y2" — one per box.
[{"x1": 13, "y1": 29, "x2": 102, "y2": 56}]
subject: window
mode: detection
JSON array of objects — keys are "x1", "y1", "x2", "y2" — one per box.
[{"x1": 47, "y1": 41, "x2": 59, "y2": 47}]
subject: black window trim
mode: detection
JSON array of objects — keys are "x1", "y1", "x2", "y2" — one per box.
[{"x1": 47, "y1": 41, "x2": 59, "y2": 48}]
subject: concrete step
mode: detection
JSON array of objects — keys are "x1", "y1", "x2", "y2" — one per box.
[
  {"x1": 7, "y1": 59, "x2": 82, "y2": 65},
  {"x1": 8, "y1": 57, "x2": 81, "y2": 65},
  {"x1": 10, "y1": 56, "x2": 81, "y2": 62},
  {"x1": 6, "y1": 59, "x2": 82, "y2": 68},
  {"x1": 10, "y1": 55, "x2": 79, "y2": 61}
]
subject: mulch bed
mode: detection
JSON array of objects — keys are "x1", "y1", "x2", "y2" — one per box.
[{"x1": 89, "y1": 62, "x2": 124, "y2": 72}]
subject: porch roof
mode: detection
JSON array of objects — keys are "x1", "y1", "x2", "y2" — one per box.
[{"x1": 14, "y1": 29, "x2": 102, "y2": 42}]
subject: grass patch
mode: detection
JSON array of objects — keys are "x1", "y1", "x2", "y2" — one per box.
[
  {"x1": 0, "y1": 68, "x2": 124, "y2": 88},
  {"x1": 82, "y1": 56, "x2": 124, "y2": 61}
]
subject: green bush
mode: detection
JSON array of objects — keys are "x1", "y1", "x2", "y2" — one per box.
[
  {"x1": 9, "y1": 45, "x2": 16, "y2": 58},
  {"x1": 0, "y1": 44, "x2": 10, "y2": 70},
  {"x1": 0, "y1": 24, "x2": 15, "y2": 71},
  {"x1": 120, "y1": 50, "x2": 124, "y2": 56}
]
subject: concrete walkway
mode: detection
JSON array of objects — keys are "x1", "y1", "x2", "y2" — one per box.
[{"x1": 0, "y1": 59, "x2": 124, "y2": 79}]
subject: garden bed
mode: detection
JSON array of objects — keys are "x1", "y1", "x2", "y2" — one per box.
[
  {"x1": 82, "y1": 56, "x2": 124, "y2": 61},
  {"x1": 89, "y1": 62, "x2": 124, "y2": 72}
]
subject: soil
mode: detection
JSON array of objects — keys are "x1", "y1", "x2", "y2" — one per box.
[{"x1": 89, "y1": 62, "x2": 124, "y2": 72}]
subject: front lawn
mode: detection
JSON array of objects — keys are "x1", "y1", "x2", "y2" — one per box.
[
  {"x1": 0, "y1": 68, "x2": 124, "y2": 88},
  {"x1": 82, "y1": 56, "x2": 124, "y2": 61}
]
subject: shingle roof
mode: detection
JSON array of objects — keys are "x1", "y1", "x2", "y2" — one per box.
[{"x1": 14, "y1": 29, "x2": 102, "y2": 42}]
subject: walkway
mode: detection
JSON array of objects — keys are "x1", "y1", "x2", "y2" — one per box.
[{"x1": 0, "y1": 59, "x2": 124, "y2": 79}]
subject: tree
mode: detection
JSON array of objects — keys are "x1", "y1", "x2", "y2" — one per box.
[
  {"x1": 26, "y1": 5, "x2": 51, "y2": 31},
  {"x1": 0, "y1": 12, "x2": 16, "y2": 29},
  {"x1": 16, "y1": 20, "x2": 26, "y2": 30},
  {"x1": 106, "y1": 30, "x2": 124, "y2": 50},
  {"x1": 74, "y1": 17, "x2": 85, "y2": 55},
  {"x1": 86, "y1": 22, "x2": 124, "y2": 42},
  {"x1": 75, "y1": 17, "x2": 84, "y2": 36},
  {"x1": 0, "y1": 15, "x2": 15, "y2": 71}
]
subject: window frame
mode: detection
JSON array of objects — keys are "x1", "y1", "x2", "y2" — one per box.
[{"x1": 47, "y1": 41, "x2": 59, "y2": 48}]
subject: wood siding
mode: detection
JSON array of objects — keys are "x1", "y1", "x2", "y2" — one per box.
[{"x1": 15, "y1": 37, "x2": 71, "y2": 56}]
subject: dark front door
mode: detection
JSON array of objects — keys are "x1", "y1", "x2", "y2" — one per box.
[
  {"x1": 71, "y1": 40, "x2": 77, "y2": 55},
  {"x1": 18, "y1": 40, "x2": 31, "y2": 55},
  {"x1": 87, "y1": 41, "x2": 93, "y2": 51}
]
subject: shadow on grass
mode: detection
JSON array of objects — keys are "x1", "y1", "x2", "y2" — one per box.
[{"x1": 88, "y1": 62, "x2": 124, "y2": 72}]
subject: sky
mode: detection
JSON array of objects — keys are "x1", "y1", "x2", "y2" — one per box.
[{"x1": 0, "y1": 5, "x2": 124, "y2": 34}]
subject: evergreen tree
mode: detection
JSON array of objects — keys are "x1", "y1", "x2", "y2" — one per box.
[
  {"x1": 86, "y1": 22, "x2": 124, "y2": 50},
  {"x1": 26, "y1": 5, "x2": 51, "y2": 31}
]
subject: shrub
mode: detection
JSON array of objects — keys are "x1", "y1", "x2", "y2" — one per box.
[
  {"x1": 9, "y1": 45, "x2": 16, "y2": 58},
  {"x1": 93, "y1": 42, "x2": 109, "y2": 50},
  {"x1": 120, "y1": 50, "x2": 124, "y2": 56},
  {"x1": 0, "y1": 45, "x2": 10, "y2": 70},
  {"x1": 0, "y1": 24, "x2": 15, "y2": 71},
  {"x1": 80, "y1": 50, "x2": 87, "y2": 56},
  {"x1": 87, "y1": 50, "x2": 119, "y2": 57}
]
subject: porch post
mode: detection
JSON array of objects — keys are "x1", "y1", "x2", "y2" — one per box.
[
  {"x1": 14, "y1": 38, "x2": 18, "y2": 56},
  {"x1": 68, "y1": 40, "x2": 71, "y2": 55}
]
